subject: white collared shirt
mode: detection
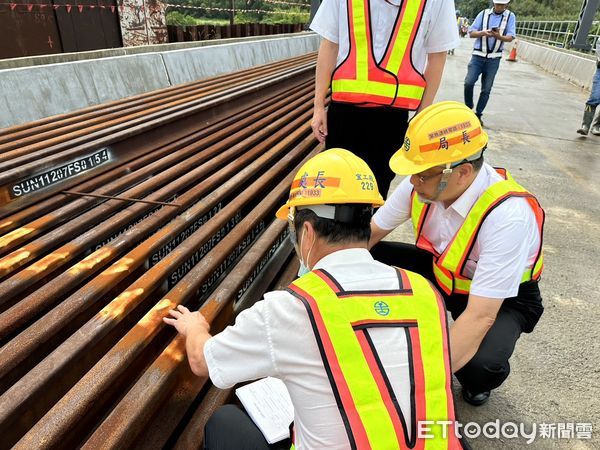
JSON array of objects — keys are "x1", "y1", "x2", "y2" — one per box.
[
  {"x1": 204, "y1": 248, "x2": 418, "y2": 450},
  {"x1": 310, "y1": 0, "x2": 460, "y2": 73},
  {"x1": 373, "y1": 163, "x2": 541, "y2": 299}
]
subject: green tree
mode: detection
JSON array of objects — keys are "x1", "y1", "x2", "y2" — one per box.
[
  {"x1": 166, "y1": 10, "x2": 201, "y2": 26},
  {"x1": 167, "y1": 0, "x2": 310, "y2": 25},
  {"x1": 455, "y1": 0, "x2": 590, "y2": 20}
]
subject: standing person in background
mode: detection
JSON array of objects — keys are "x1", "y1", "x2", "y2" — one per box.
[
  {"x1": 464, "y1": 0, "x2": 516, "y2": 126},
  {"x1": 577, "y1": 39, "x2": 600, "y2": 136},
  {"x1": 309, "y1": 0, "x2": 459, "y2": 198},
  {"x1": 459, "y1": 17, "x2": 469, "y2": 38},
  {"x1": 448, "y1": 10, "x2": 461, "y2": 55}
]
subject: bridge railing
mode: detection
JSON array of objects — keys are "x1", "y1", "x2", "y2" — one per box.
[{"x1": 517, "y1": 20, "x2": 600, "y2": 54}]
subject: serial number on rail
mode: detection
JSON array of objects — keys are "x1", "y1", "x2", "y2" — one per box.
[{"x1": 9, "y1": 148, "x2": 111, "y2": 198}]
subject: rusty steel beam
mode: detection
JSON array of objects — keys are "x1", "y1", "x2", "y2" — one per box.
[
  {"x1": 0, "y1": 80, "x2": 312, "y2": 238},
  {"x1": 0, "y1": 55, "x2": 314, "y2": 157},
  {"x1": 0, "y1": 53, "x2": 315, "y2": 152},
  {"x1": 0, "y1": 113, "x2": 315, "y2": 380},
  {"x1": 0, "y1": 132, "x2": 317, "y2": 447},
  {"x1": 0, "y1": 58, "x2": 316, "y2": 214},
  {"x1": 80, "y1": 219, "x2": 296, "y2": 450},
  {"x1": 0, "y1": 105, "x2": 316, "y2": 342},
  {"x1": 0, "y1": 52, "x2": 322, "y2": 448},
  {"x1": 0, "y1": 87, "x2": 314, "y2": 287},
  {"x1": 0, "y1": 54, "x2": 314, "y2": 149},
  {"x1": 0, "y1": 61, "x2": 314, "y2": 173}
]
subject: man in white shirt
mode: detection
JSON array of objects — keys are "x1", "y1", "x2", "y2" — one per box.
[
  {"x1": 164, "y1": 149, "x2": 463, "y2": 449},
  {"x1": 370, "y1": 101, "x2": 545, "y2": 406},
  {"x1": 310, "y1": 0, "x2": 459, "y2": 198}
]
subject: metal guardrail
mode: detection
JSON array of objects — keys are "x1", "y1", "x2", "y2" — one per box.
[{"x1": 517, "y1": 20, "x2": 600, "y2": 55}]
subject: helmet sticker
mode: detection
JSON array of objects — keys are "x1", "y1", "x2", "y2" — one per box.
[
  {"x1": 314, "y1": 170, "x2": 327, "y2": 188},
  {"x1": 438, "y1": 137, "x2": 449, "y2": 150},
  {"x1": 299, "y1": 172, "x2": 308, "y2": 188},
  {"x1": 427, "y1": 121, "x2": 472, "y2": 140},
  {"x1": 462, "y1": 130, "x2": 471, "y2": 144}
]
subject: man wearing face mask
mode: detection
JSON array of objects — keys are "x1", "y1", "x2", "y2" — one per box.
[
  {"x1": 370, "y1": 101, "x2": 545, "y2": 406},
  {"x1": 464, "y1": 0, "x2": 516, "y2": 127},
  {"x1": 165, "y1": 149, "x2": 464, "y2": 449}
]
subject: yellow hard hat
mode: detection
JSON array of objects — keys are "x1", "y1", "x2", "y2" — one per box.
[
  {"x1": 389, "y1": 101, "x2": 488, "y2": 175},
  {"x1": 276, "y1": 148, "x2": 384, "y2": 221}
]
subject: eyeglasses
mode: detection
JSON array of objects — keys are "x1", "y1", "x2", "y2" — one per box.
[
  {"x1": 415, "y1": 171, "x2": 444, "y2": 184},
  {"x1": 414, "y1": 160, "x2": 472, "y2": 184}
]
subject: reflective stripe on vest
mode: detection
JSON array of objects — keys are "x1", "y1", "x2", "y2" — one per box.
[
  {"x1": 331, "y1": 0, "x2": 428, "y2": 110},
  {"x1": 410, "y1": 168, "x2": 545, "y2": 296},
  {"x1": 472, "y1": 9, "x2": 509, "y2": 59},
  {"x1": 287, "y1": 268, "x2": 461, "y2": 449}
]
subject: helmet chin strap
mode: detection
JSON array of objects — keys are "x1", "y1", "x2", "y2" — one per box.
[{"x1": 426, "y1": 163, "x2": 453, "y2": 203}]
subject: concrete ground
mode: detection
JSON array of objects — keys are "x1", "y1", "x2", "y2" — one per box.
[{"x1": 384, "y1": 38, "x2": 600, "y2": 448}]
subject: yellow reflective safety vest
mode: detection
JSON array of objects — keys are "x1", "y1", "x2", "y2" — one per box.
[
  {"x1": 331, "y1": 0, "x2": 427, "y2": 110},
  {"x1": 410, "y1": 168, "x2": 545, "y2": 296},
  {"x1": 287, "y1": 268, "x2": 462, "y2": 449}
]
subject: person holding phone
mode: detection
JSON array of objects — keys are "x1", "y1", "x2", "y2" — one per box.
[{"x1": 464, "y1": 0, "x2": 516, "y2": 126}]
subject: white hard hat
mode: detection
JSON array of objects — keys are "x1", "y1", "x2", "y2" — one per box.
[{"x1": 493, "y1": 0, "x2": 511, "y2": 4}]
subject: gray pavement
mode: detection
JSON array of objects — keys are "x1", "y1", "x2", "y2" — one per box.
[{"x1": 385, "y1": 38, "x2": 600, "y2": 448}]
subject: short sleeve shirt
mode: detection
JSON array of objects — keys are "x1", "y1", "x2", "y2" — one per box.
[
  {"x1": 310, "y1": 0, "x2": 460, "y2": 72},
  {"x1": 470, "y1": 9, "x2": 516, "y2": 52},
  {"x1": 204, "y1": 248, "x2": 424, "y2": 449},
  {"x1": 372, "y1": 163, "x2": 541, "y2": 299}
]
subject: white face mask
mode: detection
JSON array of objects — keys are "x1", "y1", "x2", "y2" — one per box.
[
  {"x1": 296, "y1": 227, "x2": 314, "y2": 277},
  {"x1": 297, "y1": 260, "x2": 310, "y2": 277}
]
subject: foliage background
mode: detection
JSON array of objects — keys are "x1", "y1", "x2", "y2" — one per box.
[
  {"x1": 166, "y1": 0, "x2": 600, "y2": 28},
  {"x1": 166, "y1": 0, "x2": 310, "y2": 25},
  {"x1": 455, "y1": 0, "x2": 597, "y2": 21}
]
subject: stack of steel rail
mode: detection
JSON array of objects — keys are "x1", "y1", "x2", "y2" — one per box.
[{"x1": 0, "y1": 53, "x2": 317, "y2": 449}]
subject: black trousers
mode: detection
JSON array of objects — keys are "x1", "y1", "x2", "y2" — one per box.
[
  {"x1": 326, "y1": 102, "x2": 409, "y2": 198},
  {"x1": 371, "y1": 241, "x2": 544, "y2": 394},
  {"x1": 205, "y1": 405, "x2": 471, "y2": 449},
  {"x1": 204, "y1": 405, "x2": 291, "y2": 450}
]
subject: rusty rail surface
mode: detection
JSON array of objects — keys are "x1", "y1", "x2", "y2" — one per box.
[
  {"x1": 0, "y1": 53, "x2": 319, "y2": 449},
  {"x1": 0, "y1": 53, "x2": 317, "y2": 215}
]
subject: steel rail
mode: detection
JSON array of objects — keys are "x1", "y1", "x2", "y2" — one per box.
[
  {"x1": 0, "y1": 61, "x2": 316, "y2": 214},
  {"x1": 73, "y1": 221, "x2": 294, "y2": 449},
  {"x1": 0, "y1": 80, "x2": 312, "y2": 236},
  {"x1": 0, "y1": 53, "x2": 315, "y2": 151},
  {"x1": 0, "y1": 105, "x2": 316, "y2": 341},
  {"x1": 0, "y1": 88, "x2": 314, "y2": 285},
  {"x1": 0, "y1": 54, "x2": 307, "y2": 141},
  {"x1": 0, "y1": 60, "x2": 315, "y2": 174},
  {"x1": 11, "y1": 141, "x2": 319, "y2": 448},
  {"x1": 0, "y1": 54, "x2": 315, "y2": 156},
  {"x1": 0, "y1": 131, "x2": 316, "y2": 440},
  {"x1": 0, "y1": 110, "x2": 314, "y2": 375}
]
